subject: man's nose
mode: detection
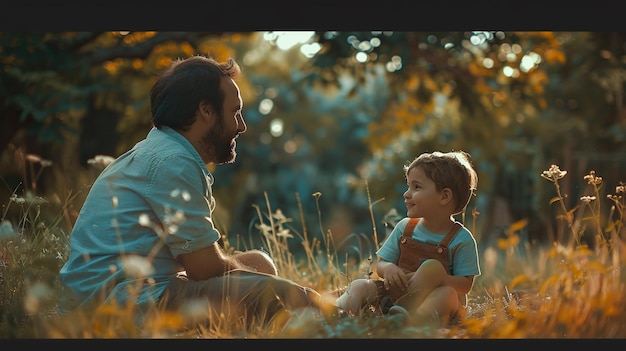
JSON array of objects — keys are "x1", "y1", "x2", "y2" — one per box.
[{"x1": 237, "y1": 114, "x2": 247, "y2": 134}]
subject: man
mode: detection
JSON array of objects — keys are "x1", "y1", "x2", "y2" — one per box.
[{"x1": 59, "y1": 55, "x2": 324, "y2": 328}]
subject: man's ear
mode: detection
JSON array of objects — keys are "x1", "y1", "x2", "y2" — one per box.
[
  {"x1": 198, "y1": 101, "x2": 214, "y2": 119},
  {"x1": 198, "y1": 101, "x2": 214, "y2": 115}
]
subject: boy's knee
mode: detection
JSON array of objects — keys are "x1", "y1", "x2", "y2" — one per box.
[
  {"x1": 335, "y1": 279, "x2": 378, "y2": 311},
  {"x1": 417, "y1": 259, "x2": 447, "y2": 276},
  {"x1": 344, "y1": 279, "x2": 368, "y2": 298}
]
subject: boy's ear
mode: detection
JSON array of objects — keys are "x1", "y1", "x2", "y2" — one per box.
[{"x1": 441, "y1": 188, "x2": 453, "y2": 204}]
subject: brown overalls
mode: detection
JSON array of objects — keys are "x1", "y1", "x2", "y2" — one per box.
[{"x1": 374, "y1": 217, "x2": 461, "y2": 310}]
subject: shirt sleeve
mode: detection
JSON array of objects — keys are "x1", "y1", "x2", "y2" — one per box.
[
  {"x1": 449, "y1": 228, "x2": 481, "y2": 277},
  {"x1": 376, "y1": 217, "x2": 410, "y2": 263},
  {"x1": 145, "y1": 152, "x2": 220, "y2": 259}
]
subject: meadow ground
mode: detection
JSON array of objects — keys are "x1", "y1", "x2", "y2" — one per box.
[{"x1": 1, "y1": 162, "x2": 625, "y2": 339}]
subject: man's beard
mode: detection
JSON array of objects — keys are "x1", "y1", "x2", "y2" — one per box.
[{"x1": 202, "y1": 122, "x2": 237, "y2": 164}]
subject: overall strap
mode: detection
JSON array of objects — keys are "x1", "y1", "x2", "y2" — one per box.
[
  {"x1": 402, "y1": 218, "x2": 420, "y2": 238},
  {"x1": 439, "y1": 222, "x2": 462, "y2": 247}
]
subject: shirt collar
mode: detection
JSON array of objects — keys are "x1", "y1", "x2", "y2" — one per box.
[{"x1": 148, "y1": 126, "x2": 212, "y2": 181}]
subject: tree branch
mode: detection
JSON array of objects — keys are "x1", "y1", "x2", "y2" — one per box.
[{"x1": 77, "y1": 32, "x2": 224, "y2": 65}]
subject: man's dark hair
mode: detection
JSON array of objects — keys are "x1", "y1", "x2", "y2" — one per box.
[{"x1": 150, "y1": 56, "x2": 241, "y2": 131}]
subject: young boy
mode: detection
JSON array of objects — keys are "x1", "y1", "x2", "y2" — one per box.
[{"x1": 335, "y1": 151, "x2": 481, "y2": 326}]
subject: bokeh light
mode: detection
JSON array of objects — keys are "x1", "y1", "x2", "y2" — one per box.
[
  {"x1": 269, "y1": 118, "x2": 284, "y2": 137},
  {"x1": 264, "y1": 31, "x2": 316, "y2": 51},
  {"x1": 259, "y1": 98, "x2": 274, "y2": 115}
]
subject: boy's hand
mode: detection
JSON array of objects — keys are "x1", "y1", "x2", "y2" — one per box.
[{"x1": 383, "y1": 266, "x2": 411, "y2": 291}]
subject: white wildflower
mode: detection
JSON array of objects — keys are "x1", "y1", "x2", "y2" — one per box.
[
  {"x1": 138, "y1": 214, "x2": 151, "y2": 227},
  {"x1": 121, "y1": 255, "x2": 154, "y2": 279},
  {"x1": 87, "y1": 155, "x2": 115, "y2": 170},
  {"x1": 580, "y1": 196, "x2": 596, "y2": 203}
]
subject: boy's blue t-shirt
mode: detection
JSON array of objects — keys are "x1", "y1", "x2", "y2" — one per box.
[{"x1": 376, "y1": 217, "x2": 481, "y2": 277}]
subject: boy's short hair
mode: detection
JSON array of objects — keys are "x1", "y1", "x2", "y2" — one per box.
[{"x1": 404, "y1": 151, "x2": 478, "y2": 214}]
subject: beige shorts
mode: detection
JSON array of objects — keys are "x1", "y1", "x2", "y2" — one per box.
[{"x1": 158, "y1": 269, "x2": 319, "y2": 325}]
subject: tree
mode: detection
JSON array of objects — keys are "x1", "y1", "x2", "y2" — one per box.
[
  {"x1": 3, "y1": 31, "x2": 625, "y2": 254},
  {"x1": 0, "y1": 31, "x2": 250, "y2": 194},
  {"x1": 298, "y1": 31, "x2": 626, "y2": 247}
]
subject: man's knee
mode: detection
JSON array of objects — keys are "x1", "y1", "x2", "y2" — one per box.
[{"x1": 234, "y1": 249, "x2": 278, "y2": 275}]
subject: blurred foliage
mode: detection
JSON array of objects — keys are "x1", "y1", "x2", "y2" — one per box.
[{"x1": 1, "y1": 31, "x2": 626, "y2": 263}]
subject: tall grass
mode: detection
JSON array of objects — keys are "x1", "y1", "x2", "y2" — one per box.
[{"x1": 1, "y1": 155, "x2": 625, "y2": 338}]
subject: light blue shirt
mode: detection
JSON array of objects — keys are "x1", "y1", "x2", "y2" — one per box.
[
  {"x1": 59, "y1": 126, "x2": 220, "y2": 313},
  {"x1": 376, "y1": 217, "x2": 481, "y2": 277}
]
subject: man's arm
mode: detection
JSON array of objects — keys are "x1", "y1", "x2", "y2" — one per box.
[{"x1": 179, "y1": 242, "x2": 244, "y2": 280}]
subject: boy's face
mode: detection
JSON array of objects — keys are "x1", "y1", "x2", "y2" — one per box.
[{"x1": 403, "y1": 166, "x2": 441, "y2": 219}]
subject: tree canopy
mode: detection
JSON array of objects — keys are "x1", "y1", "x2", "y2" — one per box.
[{"x1": 2, "y1": 31, "x2": 625, "y2": 259}]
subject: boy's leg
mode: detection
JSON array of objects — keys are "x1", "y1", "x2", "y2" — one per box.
[
  {"x1": 335, "y1": 278, "x2": 380, "y2": 313},
  {"x1": 393, "y1": 259, "x2": 464, "y2": 326},
  {"x1": 394, "y1": 259, "x2": 447, "y2": 313},
  {"x1": 414, "y1": 285, "x2": 458, "y2": 326}
]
